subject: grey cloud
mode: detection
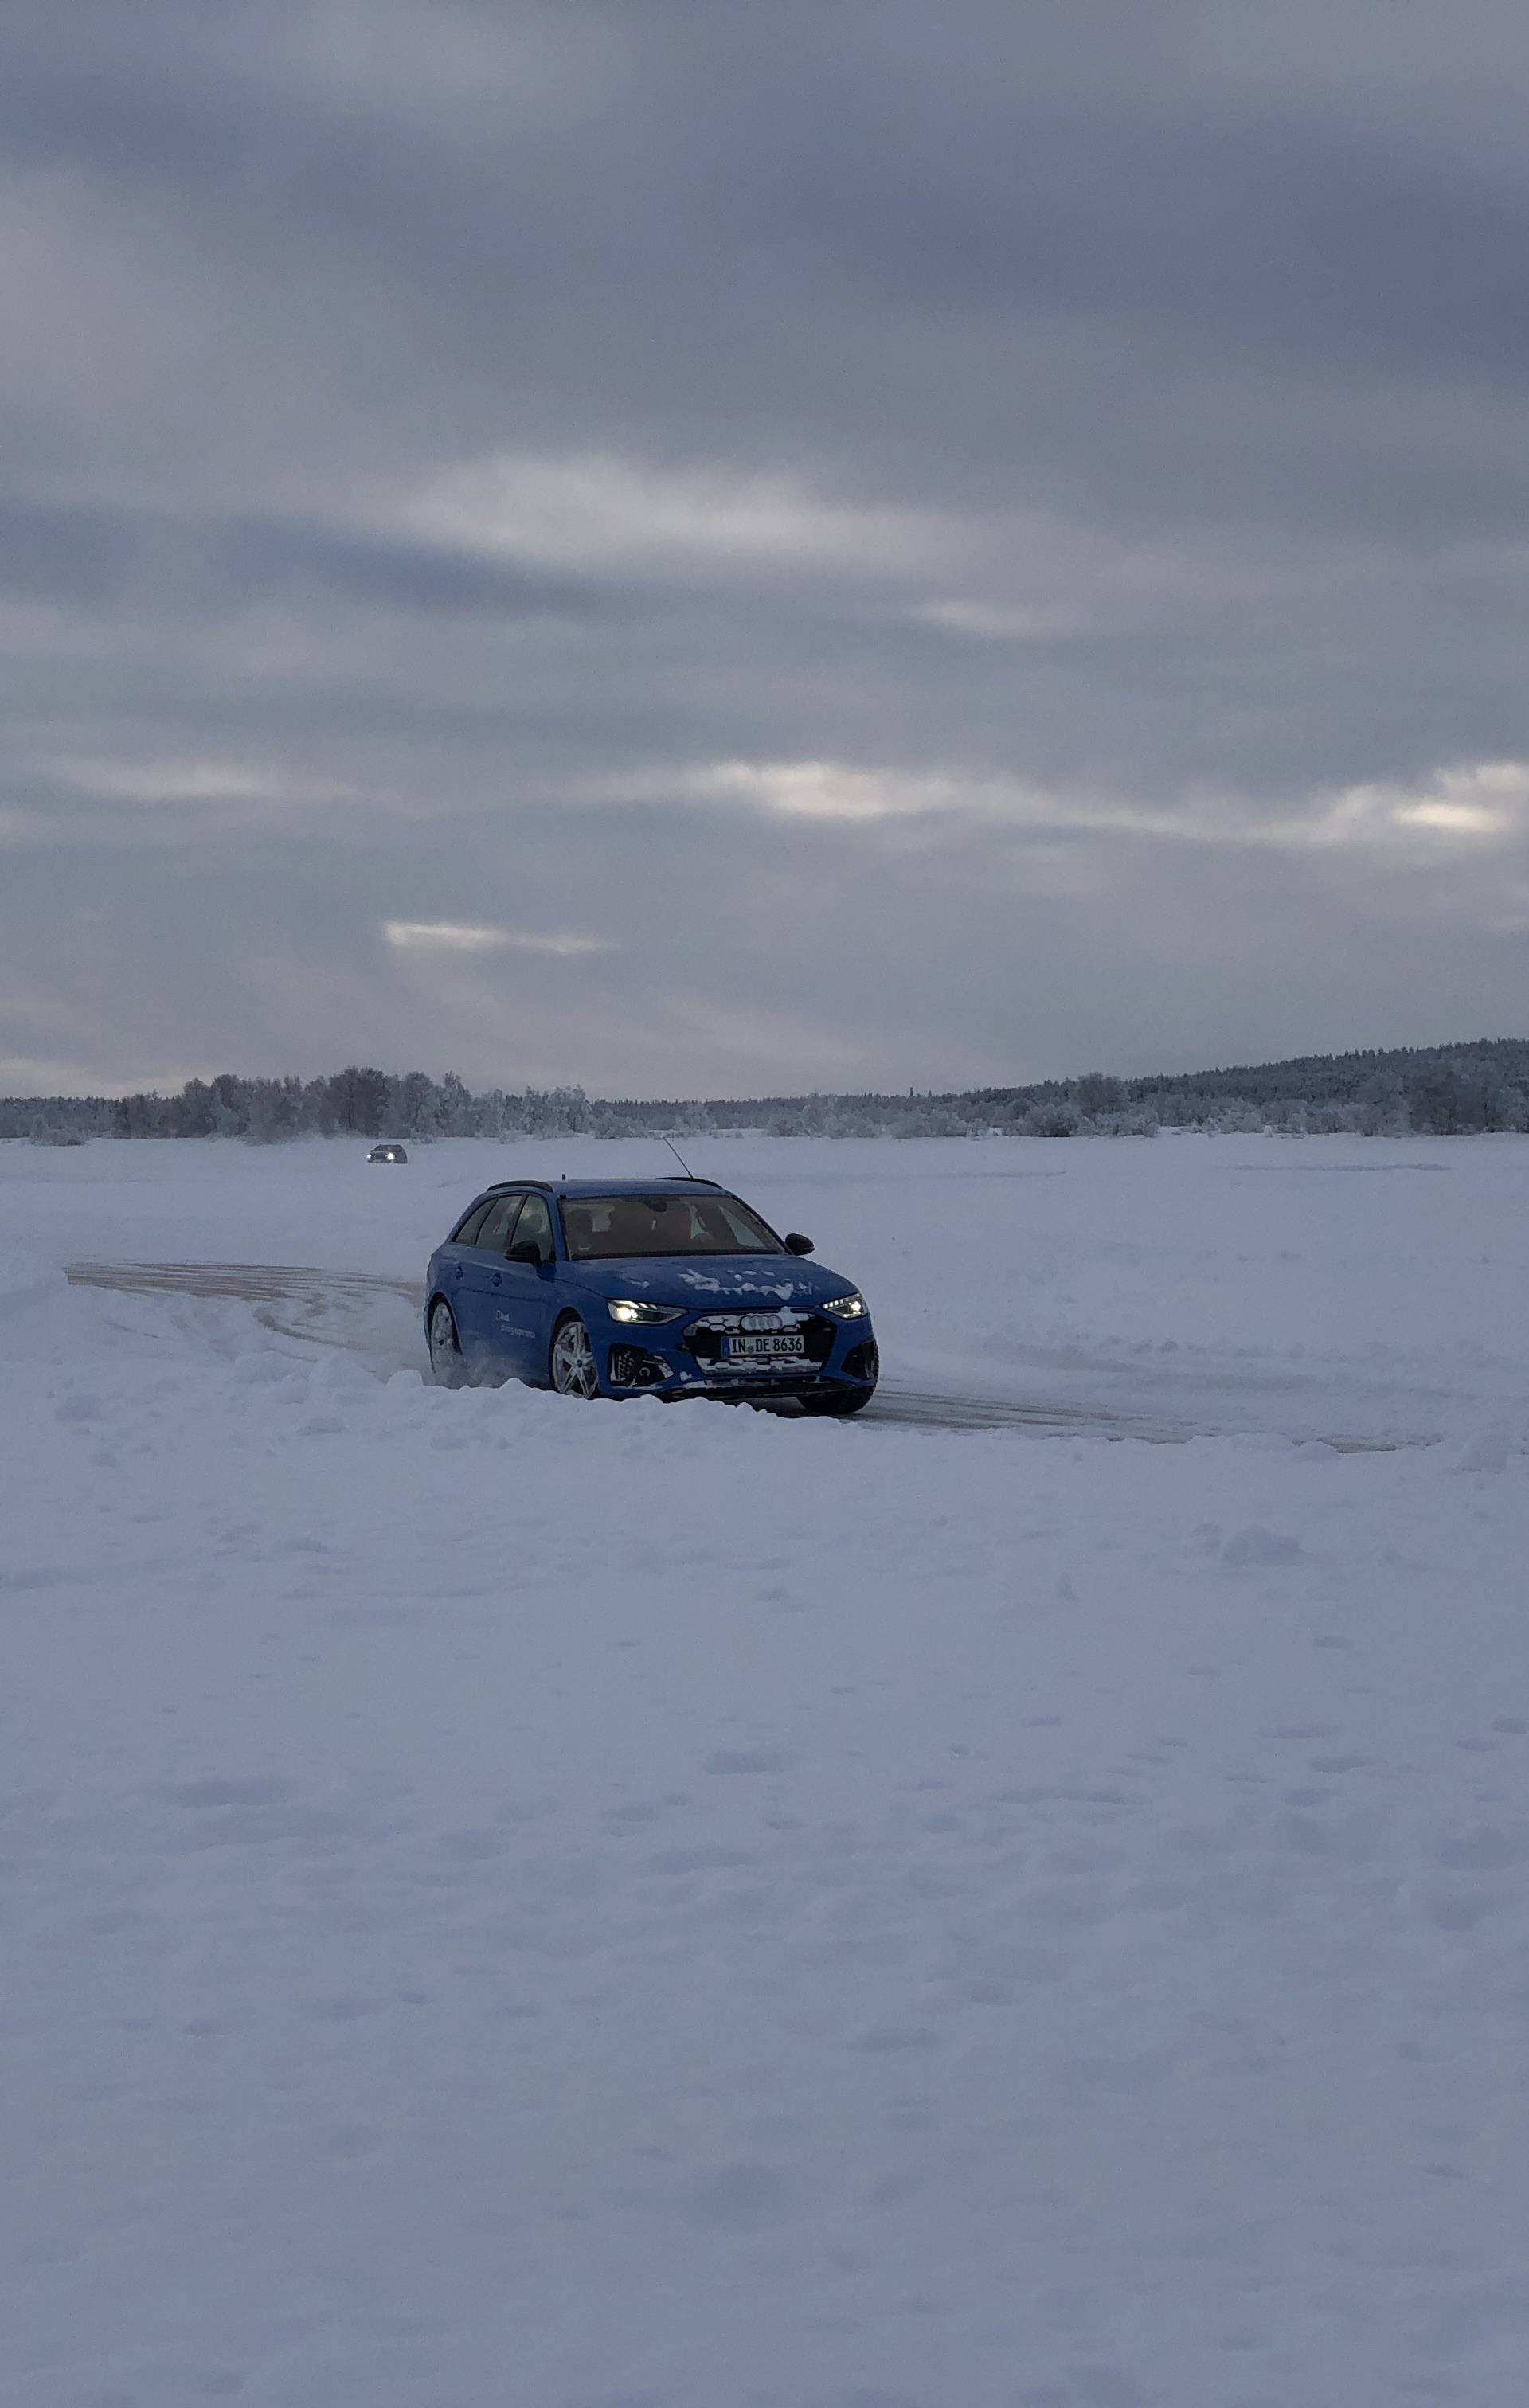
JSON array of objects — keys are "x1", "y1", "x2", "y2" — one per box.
[
  {"x1": 6, "y1": 791, "x2": 1527, "y2": 1098},
  {"x1": 223, "y1": 515, "x2": 604, "y2": 618},
  {"x1": 0, "y1": 498, "x2": 603, "y2": 617},
  {"x1": 3, "y1": 1, "x2": 1529, "y2": 1093}
]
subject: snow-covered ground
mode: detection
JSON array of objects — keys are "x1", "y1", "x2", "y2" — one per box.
[{"x1": 5, "y1": 1132, "x2": 1529, "y2": 2406}]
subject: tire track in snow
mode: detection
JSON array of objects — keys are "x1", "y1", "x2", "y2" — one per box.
[
  {"x1": 65, "y1": 1259, "x2": 423, "y2": 1363},
  {"x1": 64, "y1": 1260, "x2": 1398, "y2": 1448}
]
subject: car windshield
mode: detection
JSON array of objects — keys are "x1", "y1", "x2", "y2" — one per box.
[{"x1": 560, "y1": 1191, "x2": 782, "y2": 1259}]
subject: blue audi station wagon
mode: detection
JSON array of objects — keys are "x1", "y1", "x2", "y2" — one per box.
[{"x1": 424, "y1": 1177, "x2": 878, "y2": 1414}]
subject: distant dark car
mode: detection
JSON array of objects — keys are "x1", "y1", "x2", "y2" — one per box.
[
  {"x1": 368, "y1": 1143, "x2": 408, "y2": 1164},
  {"x1": 423, "y1": 1175, "x2": 878, "y2": 1414}
]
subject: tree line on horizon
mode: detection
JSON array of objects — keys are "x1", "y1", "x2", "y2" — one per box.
[{"x1": 6, "y1": 1038, "x2": 1529, "y2": 1146}]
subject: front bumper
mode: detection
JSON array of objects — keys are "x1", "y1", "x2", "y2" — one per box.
[{"x1": 602, "y1": 1308, "x2": 877, "y2": 1399}]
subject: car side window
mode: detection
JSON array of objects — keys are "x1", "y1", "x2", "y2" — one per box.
[
  {"x1": 514, "y1": 1193, "x2": 553, "y2": 1262},
  {"x1": 452, "y1": 1200, "x2": 494, "y2": 1245},
  {"x1": 475, "y1": 1193, "x2": 525, "y2": 1253}
]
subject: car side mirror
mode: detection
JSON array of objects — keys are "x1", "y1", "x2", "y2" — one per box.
[
  {"x1": 506, "y1": 1241, "x2": 544, "y2": 1267},
  {"x1": 783, "y1": 1232, "x2": 814, "y2": 1256}
]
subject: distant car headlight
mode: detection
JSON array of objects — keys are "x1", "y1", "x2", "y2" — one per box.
[
  {"x1": 822, "y1": 1292, "x2": 868, "y2": 1319},
  {"x1": 608, "y1": 1299, "x2": 685, "y2": 1324}
]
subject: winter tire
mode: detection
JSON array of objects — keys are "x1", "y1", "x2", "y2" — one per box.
[
  {"x1": 549, "y1": 1314, "x2": 601, "y2": 1399},
  {"x1": 428, "y1": 1298, "x2": 467, "y2": 1388}
]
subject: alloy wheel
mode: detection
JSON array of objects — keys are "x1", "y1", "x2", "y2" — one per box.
[{"x1": 550, "y1": 1316, "x2": 600, "y2": 1398}]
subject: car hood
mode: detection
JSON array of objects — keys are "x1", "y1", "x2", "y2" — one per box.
[{"x1": 561, "y1": 1253, "x2": 857, "y2": 1311}]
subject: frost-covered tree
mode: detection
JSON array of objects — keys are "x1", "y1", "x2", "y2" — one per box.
[
  {"x1": 1072, "y1": 1072, "x2": 1125, "y2": 1116},
  {"x1": 1023, "y1": 1100, "x2": 1082, "y2": 1137},
  {"x1": 1407, "y1": 1064, "x2": 1474, "y2": 1134},
  {"x1": 12, "y1": 1034, "x2": 1529, "y2": 1145},
  {"x1": 321, "y1": 1066, "x2": 392, "y2": 1135},
  {"x1": 436, "y1": 1071, "x2": 478, "y2": 1137},
  {"x1": 392, "y1": 1070, "x2": 441, "y2": 1137}
]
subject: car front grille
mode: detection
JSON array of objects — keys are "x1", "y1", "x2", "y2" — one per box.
[{"x1": 679, "y1": 1310, "x2": 835, "y2": 1371}]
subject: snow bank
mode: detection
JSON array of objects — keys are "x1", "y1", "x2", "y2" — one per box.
[
  {"x1": 4, "y1": 1136, "x2": 1529, "y2": 2405},
  {"x1": 0, "y1": 1242, "x2": 54, "y2": 1301}
]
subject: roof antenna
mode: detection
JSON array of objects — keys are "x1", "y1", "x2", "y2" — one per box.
[{"x1": 661, "y1": 1132, "x2": 695, "y2": 1178}]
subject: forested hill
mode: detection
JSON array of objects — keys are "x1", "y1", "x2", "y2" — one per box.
[
  {"x1": 1123, "y1": 1037, "x2": 1529, "y2": 1119},
  {"x1": 5, "y1": 1038, "x2": 1528, "y2": 1143}
]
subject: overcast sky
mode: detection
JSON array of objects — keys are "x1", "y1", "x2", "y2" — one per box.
[{"x1": 5, "y1": 0, "x2": 1529, "y2": 1098}]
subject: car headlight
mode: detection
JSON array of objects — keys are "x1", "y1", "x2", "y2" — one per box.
[
  {"x1": 608, "y1": 1299, "x2": 685, "y2": 1324},
  {"x1": 822, "y1": 1292, "x2": 868, "y2": 1319}
]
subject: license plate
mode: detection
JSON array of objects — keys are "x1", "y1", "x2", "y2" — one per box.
[{"x1": 724, "y1": 1332, "x2": 805, "y2": 1358}]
